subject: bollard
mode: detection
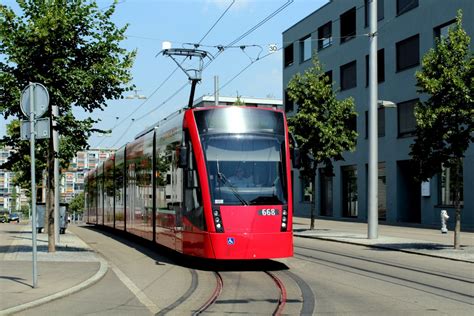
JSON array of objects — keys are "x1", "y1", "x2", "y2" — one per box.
[{"x1": 440, "y1": 209, "x2": 449, "y2": 234}]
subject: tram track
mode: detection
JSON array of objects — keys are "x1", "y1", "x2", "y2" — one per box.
[
  {"x1": 192, "y1": 271, "x2": 223, "y2": 315},
  {"x1": 294, "y1": 244, "x2": 474, "y2": 305},
  {"x1": 264, "y1": 271, "x2": 287, "y2": 315}
]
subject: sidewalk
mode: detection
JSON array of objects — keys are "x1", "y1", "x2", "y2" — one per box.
[
  {"x1": 293, "y1": 217, "x2": 474, "y2": 263},
  {"x1": 0, "y1": 223, "x2": 107, "y2": 315}
]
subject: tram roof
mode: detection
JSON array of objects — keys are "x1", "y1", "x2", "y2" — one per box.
[{"x1": 134, "y1": 96, "x2": 283, "y2": 140}]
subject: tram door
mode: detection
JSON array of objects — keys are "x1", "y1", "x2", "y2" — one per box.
[{"x1": 170, "y1": 143, "x2": 184, "y2": 252}]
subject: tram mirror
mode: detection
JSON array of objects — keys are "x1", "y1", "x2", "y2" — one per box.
[
  {"x1": 186, "y1": 170, "x2": 198, "y2": 188},
  {"x1": 289, "y1": 132, "x2": 301, "y2": 169},
  {"x1": 178, "y1": 146, "x2": 188, "y2": 168},
  {"x1": 292, "y1": 147, "x2": 301, "y2": 169}
]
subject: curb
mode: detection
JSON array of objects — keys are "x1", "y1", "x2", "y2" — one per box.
[
  {"x1": 294, "y1": 233, "x2": 474, "y2": 264},
  {"x1": 0, "y1": 257, "x2": 109, "y2": 316}
]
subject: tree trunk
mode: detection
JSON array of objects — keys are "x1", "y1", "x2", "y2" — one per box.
[
  {"x1": 453, "y1": 159, "x2": 461, "y2": 250},
  {"x1": 46, "y1": 118, "x2": 55, "y2": 253}
]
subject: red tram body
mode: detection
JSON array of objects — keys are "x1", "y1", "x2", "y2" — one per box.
[{"x1": 85, "y1": 105, "x2": 294, "y2": 259}]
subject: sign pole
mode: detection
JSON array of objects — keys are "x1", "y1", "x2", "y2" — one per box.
[
  {"x1": 53, "y1": 105, "x2": 60, "y2": 243},
  {"x1": 29, "y1": 83, "x2": 38, "y2": 288}
]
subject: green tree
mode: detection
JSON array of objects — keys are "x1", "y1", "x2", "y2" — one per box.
[
  {"x1": 69, "y1": 191, "x2": 85, "y2": 215},
  {"x1": 233, "y1": 93, "x2": 246, "y2": 106},
  {"x1": 410, "y1": 11, "x2": 473, "y2": 249},
  {"x1": 0, "y1": 0, "x2": 135, "y2": 251},
  {"x1": 288, "y1": 55, "x2": 358, "y2": 229}
]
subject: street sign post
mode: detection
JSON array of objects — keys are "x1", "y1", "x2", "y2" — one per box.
[
  {"x1": 20, "y1": 118, "x2": 51, "y2": 140},
  {"x1": 20, "y1": 82, "x2": 50, "y2": 288},
  {"x1": 20, "y1": 83, "x2": 49, "y2": 119}
]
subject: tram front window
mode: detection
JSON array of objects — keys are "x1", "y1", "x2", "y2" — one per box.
[{"x1": 203, "y1": 135, "x2": 287, "y2": 206}]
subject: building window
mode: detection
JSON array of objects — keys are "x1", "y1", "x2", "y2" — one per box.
[
  {"x1": 397, "y1": 99, "x2": 417, "y2": 136},
  {"x1": 284, "y1": 90, "x2": 294, "y2": 113},
  {"x1": 434, "y1": 19, "x2": 456, "y2": 40},
  {"x1": 397, "y1": 0, "x2": 418, "y2": 16},
  {"x1": 346, "y1": 114, "x2": 357, "y2": 134},
  {"x1": 320, "y1": 170, "x2": 333, "y2": 216},
  {"x1": 439, "y1": 164, "x2": 464, "y2": 206},
  {"x1": 324, "y1": 70, "x2": 333, "y2": 85},
  {"x1": 284, "y1": 43, "x2": 294, "y2": 67},
  {"x1": 340, "y1": 7, "x2": 356, "y2": 43},
  {"x1": 318, "y1": 21, "x2": 332, "y2": 50},
  {"x1": 342, "y1": 166, "x2": 358, "y2": 217},
  {"x1": 396, "y1": 34, "x2": 419, "y2": 71},
  {"x1": 365, "y1": 108, "x2": 385, "y2": 138},
  {"x1": 364, "y1": 0, "x2": 384, "y2": 27},
  {"x1": 365, "y1": 49, "x2": 385, "y2": 86},
  {"x1": 378, "y1": 163, "x2": 387, "y2": 220},
  {"x1": 340, "y1": 60, "x2": 357, "y2": 91},
  {"x1": 301, "y1": 178, "x2": 313, "y2": 203},
  {"x1": 300, "y1": 35, "x2": 312, "y2": 63}
]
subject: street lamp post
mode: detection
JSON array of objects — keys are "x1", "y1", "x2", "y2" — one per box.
[{"x1": 368, "y1": 0, "x2": 378, "y2": 239}]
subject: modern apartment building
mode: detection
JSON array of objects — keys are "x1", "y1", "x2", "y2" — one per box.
[
  {"x1": 61, "y1": 148, "x2": 115, "y2": 202},
  {"x1": 0, "y1": 147, "x2": 28, "y2": 213},
  {"x1": 283, "y1": 0, "x2": 473, "y2": 228}
]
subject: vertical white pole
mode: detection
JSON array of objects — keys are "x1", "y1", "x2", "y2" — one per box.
[
  {"x1": 53, "y1": 105, "x2": 60, "y2": 242},
  {"x1": 29, "y1": 83, "x2": 38, "y2": 287},
  {"x1": 368, "y1": 0, "x2": 378, "y2": 239},
  {"x1": 214, "y1": 75, "x2": 219, "y2": 106}
]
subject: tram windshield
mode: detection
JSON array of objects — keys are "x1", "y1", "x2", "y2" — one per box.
[{"x1": 195, "y1": 108, "x2": 287, "y2": 206}]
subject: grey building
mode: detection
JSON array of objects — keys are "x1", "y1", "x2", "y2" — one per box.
[{"x1": 283, "y1": 0, "x2": 473, "y2": 229}]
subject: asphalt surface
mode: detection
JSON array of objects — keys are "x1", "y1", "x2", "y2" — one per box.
[{"x1": 0, "y1": 218, "x2": 472, "y2": 315}]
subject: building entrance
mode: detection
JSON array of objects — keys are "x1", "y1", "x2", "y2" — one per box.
[{"x1": 397, "y1": 160, "x2": 421, "y2": 223}]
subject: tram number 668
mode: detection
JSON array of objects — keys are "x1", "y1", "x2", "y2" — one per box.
[{"x1": 259, "y1": 209, "x2": 279, "y2": 216}]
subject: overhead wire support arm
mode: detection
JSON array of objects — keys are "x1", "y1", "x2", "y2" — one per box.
[{"x1": 159, "y1": 47, "x2": 213, "y2": 108}]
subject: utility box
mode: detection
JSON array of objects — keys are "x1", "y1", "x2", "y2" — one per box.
[{"x1": 36, "y1": 203, "x2": 68, "y2": 234}]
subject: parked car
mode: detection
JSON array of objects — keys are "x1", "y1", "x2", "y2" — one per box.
[
  {"x1": 8, "y1": 213, "x2": 20, "y2": 223},
  {"x1": 0, "y1": 213, "x2": 7, "y2": 223}
]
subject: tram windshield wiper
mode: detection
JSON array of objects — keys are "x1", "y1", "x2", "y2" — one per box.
[
  {"x1": 217, "y1": 171, "x2": 249, "y2": 206},
  {"x1": 216, "y1": 159, "x2": 248, "y2": 206}
]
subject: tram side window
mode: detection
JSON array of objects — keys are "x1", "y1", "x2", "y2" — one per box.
[{"x1": 183, "y1": 133, "x2": 205, "y2": 230}]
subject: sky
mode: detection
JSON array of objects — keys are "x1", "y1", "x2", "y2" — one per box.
[{"x1": 1, "y1": 0, "x2": 328, "y2": 149}]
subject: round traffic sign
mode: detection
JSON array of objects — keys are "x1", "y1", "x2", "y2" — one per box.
[{"x1": 20, "y1": 83, "x2": 49, "y2": 118}]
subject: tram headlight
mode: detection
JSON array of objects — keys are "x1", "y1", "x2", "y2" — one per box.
[
  {"x1": 281, "y1": 206, "x2": 288, "y2": 232},
  {"x1": 213, "y1": 208, "x2": 224, "y2": 233}
]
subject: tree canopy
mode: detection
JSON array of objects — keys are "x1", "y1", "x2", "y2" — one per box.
[
  {"x1": 0, "y1": 0, "x2": 136, "y2": 188},
  {"x1": 287, "y1": 55, "x2": 357, "y2": 229},
  {"x1": 410, "y1": 11, "x2": 473, "y2": 180},
  {"x1": 287, "y1": 55, "x2": 358, "y2": 180},
  {"x1": 410, "y1": 10, "x2": 473, "y2": 249}
]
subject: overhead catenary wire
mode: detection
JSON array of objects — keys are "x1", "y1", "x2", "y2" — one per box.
[
  {"x1": 117, "y1": 0, "x2": 293, "y2": 126},
  {"x1": 218, "y1": 47, "x2": 282, "y2": 95},
  {"x1": 110, "y1": 118, "x2": 135, "y2": 149},
  {"x1": 198, "y1": 0, "x2": 235, "y2": 44},
  {"x1": 95, "y1": 0, "x2": 235, "y2": 148},
  {"x1": 203, "y1": 0, "x2": 294, "y2": 69}
]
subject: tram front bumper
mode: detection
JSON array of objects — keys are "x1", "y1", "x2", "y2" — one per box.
[{"x1": 209, "y1": 231, "x2": 293, "y2": 260}]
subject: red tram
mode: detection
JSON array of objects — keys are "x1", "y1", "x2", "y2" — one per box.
[{"x1": 85, "y1": 105, "x2": 298, "y2": 259}]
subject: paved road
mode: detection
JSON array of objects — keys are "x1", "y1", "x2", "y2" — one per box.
[
  {"x1": 13, "y1": 224, "x2": 473, "y2": 315},
  {"x1": 287, "y1": 236, "x2": 474, "y2": 315}
]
